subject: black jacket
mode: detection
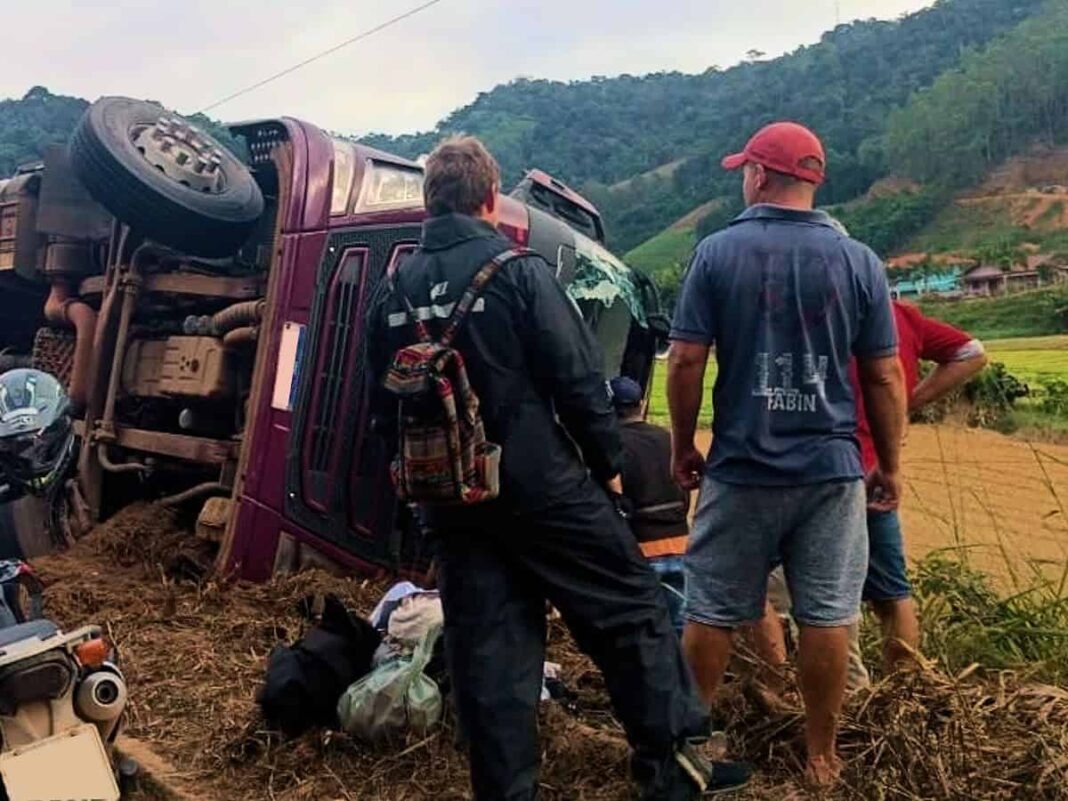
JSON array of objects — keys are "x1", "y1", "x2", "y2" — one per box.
[
  {"x1": 618, "y1": 420, "x2": 689, "y2": 546},
  {"x1": 367, "y1": 213, "x2": 623, "y2": 513}
]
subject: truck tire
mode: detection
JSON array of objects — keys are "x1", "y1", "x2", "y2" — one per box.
[{"x1": 69, "y1": 97, "x2": 264, "y2": 258}]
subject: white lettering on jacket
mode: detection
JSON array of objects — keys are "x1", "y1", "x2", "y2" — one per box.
[{"x1": 387, "y1": 299, "x2": 486, "y2": 328}]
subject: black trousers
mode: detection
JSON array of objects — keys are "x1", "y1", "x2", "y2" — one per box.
[{"x1": 434, "y1": 478, "x2": 710, "y2": 801}]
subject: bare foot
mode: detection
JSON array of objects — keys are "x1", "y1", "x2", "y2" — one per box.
[{"x1": 805, "y1": 753, "x2": 842, "y2": 788}]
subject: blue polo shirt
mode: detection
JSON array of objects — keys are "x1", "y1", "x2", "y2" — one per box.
[{"x1": 671, "y1": 204, "x2": 897, "y2": 486}]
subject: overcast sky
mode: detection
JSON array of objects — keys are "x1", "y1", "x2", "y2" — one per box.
[{"x1": 7, "y1": 0, "x2": 932, "y2": 135}]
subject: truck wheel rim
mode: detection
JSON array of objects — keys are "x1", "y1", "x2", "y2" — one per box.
[{"x1": 131, "y1": 115, "x2": 228, "y2": 195}]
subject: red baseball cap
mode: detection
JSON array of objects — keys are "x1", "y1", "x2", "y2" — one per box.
[{"x1": 721, "y1": 122, "x2": 826, "y2": 185}]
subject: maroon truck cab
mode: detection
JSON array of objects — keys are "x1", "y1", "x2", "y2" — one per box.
[
  {"x1": 0, "y1": 104, "x2": 663, "y2": 578},
  {"x1": 218, "y1": 119, "x2": 663, "y2": 579}
]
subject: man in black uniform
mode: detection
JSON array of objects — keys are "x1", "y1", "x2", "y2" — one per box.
[
  {"x1": 368, "y1": 137, "x2": 748, "y2": 800},
  {"x1": 609, "y1": 376, "x2": 690, "y2": 635}
]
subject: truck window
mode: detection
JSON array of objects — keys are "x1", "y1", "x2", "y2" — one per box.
[
  {"x1": 567, "y1": 239, "x2": 650, "y2": 380},
  {"x1": 331, "y1": 141, "x2": 357, "y2": 216},
  {"x1": 354, "y1": 160, "x2": 424, "y2": 214}
]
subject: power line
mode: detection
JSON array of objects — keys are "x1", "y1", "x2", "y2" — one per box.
[{"x1": 198, "y1": 0, "x2": 445, "y2": 114}]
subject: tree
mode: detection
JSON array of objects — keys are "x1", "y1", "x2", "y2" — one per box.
[{"x1": 887, "y1": 1, "x2": 1068, "y2": 190}]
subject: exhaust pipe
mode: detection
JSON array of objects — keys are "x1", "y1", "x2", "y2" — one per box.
[
  {"x1": 43, "y1": 281, "x2": 98, "y2": 413},
  {"x1": 212, "y1": 300, "x2": 265, "y2": 335},
  {"x1": 222, "y1": 326, "x2": 258, "y2": 349},
  {"x1": 75, "y1": 669, "x2": 128, "y2": 722}
]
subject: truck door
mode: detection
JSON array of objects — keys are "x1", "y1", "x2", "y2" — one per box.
[{"x1": 285, "y1": 224, "x2": 421, "y2": 569}]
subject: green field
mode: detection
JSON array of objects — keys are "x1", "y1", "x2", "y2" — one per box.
[
  {"x1": 985, "y1": 335, "x2": 1068, "y2": 387},
  {"x1": 645, "y1": 335, "x2": 1068, "y2": 431},
  {"x1": 984, "y1": 335, "x2": 1068, "y2": 435},
  {"x1": 624, "y1": 225, "x2": 696, "y2": 309},
  {"x1": 625, "y1": 226, "x2": 694, "y2": 276},
  {"x1": 646, "y1": 358, "x2": 715, "y2": 426},
  {"x1": 918, "y1": 284, "x2": 1068, "y2": 340}
]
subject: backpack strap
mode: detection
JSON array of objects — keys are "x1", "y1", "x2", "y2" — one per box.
[
  {"x1": 439, "y1": 247, "x2": 531, "y2": 347},
  {"x1": 387, "y1": 270, "x2": 433, "y2": 344}
]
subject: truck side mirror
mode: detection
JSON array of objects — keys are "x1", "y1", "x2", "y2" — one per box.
[{"x1": 648, "y1": 313, "x2": 671, "y2": 357}]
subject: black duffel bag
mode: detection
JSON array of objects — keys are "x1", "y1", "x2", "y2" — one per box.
[{"x1": 258, "y1": 594, "x2": 382, "y2": 737}]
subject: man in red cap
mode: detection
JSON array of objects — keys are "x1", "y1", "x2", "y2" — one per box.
[{"x1": 667, "y1": 122, "x2": 907, "y2": 785}]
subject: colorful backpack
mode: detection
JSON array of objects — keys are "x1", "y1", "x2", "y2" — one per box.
[{"x1": 383, "y1": 248, "x2": 529, "y2": 505}]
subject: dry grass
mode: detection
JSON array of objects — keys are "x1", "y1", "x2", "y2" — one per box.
[
  {"x1": 725, "y1": 668, "x2": 1068, "y2": 800},
  {"x1": 30, "y1": 503, "x2": 1068, "y2": 801}
]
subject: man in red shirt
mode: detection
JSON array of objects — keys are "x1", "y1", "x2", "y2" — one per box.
[{"x1": 851, "y1": 300, "x2": 987, "y2": 672}]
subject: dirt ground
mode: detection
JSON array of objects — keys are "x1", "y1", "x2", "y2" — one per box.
[
  {"x1": 696, "y1": 423, "x2": 1068, "y2": 587},
  {"x1": 26, "y1": 422, "x2": 1068, "y2": 801}
]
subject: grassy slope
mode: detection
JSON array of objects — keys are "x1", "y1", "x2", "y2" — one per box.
[
  {"x1": 624, "y1": 226, "x2": 695, "y2": 276},
  {"x1": 917, "y1": 284, "x2": 1068, "y2": 340},
  {"x1": 646, "y1": 359, "x2": 716, "y2": 426},
  {"x1": 907, "y1": 197, "x2": 1068, "y2": 255}
]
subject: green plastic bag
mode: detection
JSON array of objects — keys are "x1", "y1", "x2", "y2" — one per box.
[{"x1": 337, "y1": 624, "x2": 443, "y2": 742}]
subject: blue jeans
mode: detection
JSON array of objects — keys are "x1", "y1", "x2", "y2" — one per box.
[
  {"x1": 862, "y1": 509, "x2": 912, "y2": 602},
  {"x1": 649, "y1": 555, "x2": 686, "y2": 636}
]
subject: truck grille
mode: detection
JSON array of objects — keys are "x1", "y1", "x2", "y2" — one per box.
[{"x1": 306, "y1": 252, "x2": 366, "y2": 487}]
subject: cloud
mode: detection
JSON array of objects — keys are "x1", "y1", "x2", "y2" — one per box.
[{"x1": 0, "y1": 0, "x2": 933, "y2": 134}]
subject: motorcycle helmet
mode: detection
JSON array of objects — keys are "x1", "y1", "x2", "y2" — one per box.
[{"x1": 0, "y1": 369, "x2": 74, "y2": 495}]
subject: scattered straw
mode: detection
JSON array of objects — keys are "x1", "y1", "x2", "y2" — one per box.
[{"x1": 31, "y1": 504, "x2": 1068, "y2": 800}]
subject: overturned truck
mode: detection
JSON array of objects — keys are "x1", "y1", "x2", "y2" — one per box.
[{"x1": 0, "y1": 97, "x2": 666, "y2": 578}]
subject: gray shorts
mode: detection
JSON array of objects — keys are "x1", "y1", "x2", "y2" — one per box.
[{"x1": 685, "y1": 477, "x2": 868, "y2": 628}]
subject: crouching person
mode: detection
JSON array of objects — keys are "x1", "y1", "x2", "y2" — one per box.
[
  {"x1": 367, "y1": 136, "x2": 749, "y2": 800},
  {"x1": 609, "y1": 376, "x2": 690, "y2": 635}
]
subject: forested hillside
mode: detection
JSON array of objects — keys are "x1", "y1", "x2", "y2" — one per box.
[
  {"x1": 828, "y1": 1, "x2": 1068, "y2": 261},
  {"x1": 364, "y1": 0, "x2": 1045, "y2": 251},
  {"x1": 0, "y1": 0, "x2": 1059, "y2": 264},
  {"x1": 630, "y1": 0, "x2": 1068, "y2": 307},
  {"x1": 887, "y1": 2, "x2": 1068, "y2": 189}
]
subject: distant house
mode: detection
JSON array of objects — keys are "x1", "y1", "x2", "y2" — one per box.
[
  {"x1": 886, "y1": 253, "x2": 974, "y2": 297},
  {"x1": 892, "y1": 268, "x2": 964, "y2": 297},
  {"x1": 961, "y1": 259, "x2": 1068, "y2": 296},
  {"x1": 962, "y1": 265, "x2": 1012, "y2": 295}
]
